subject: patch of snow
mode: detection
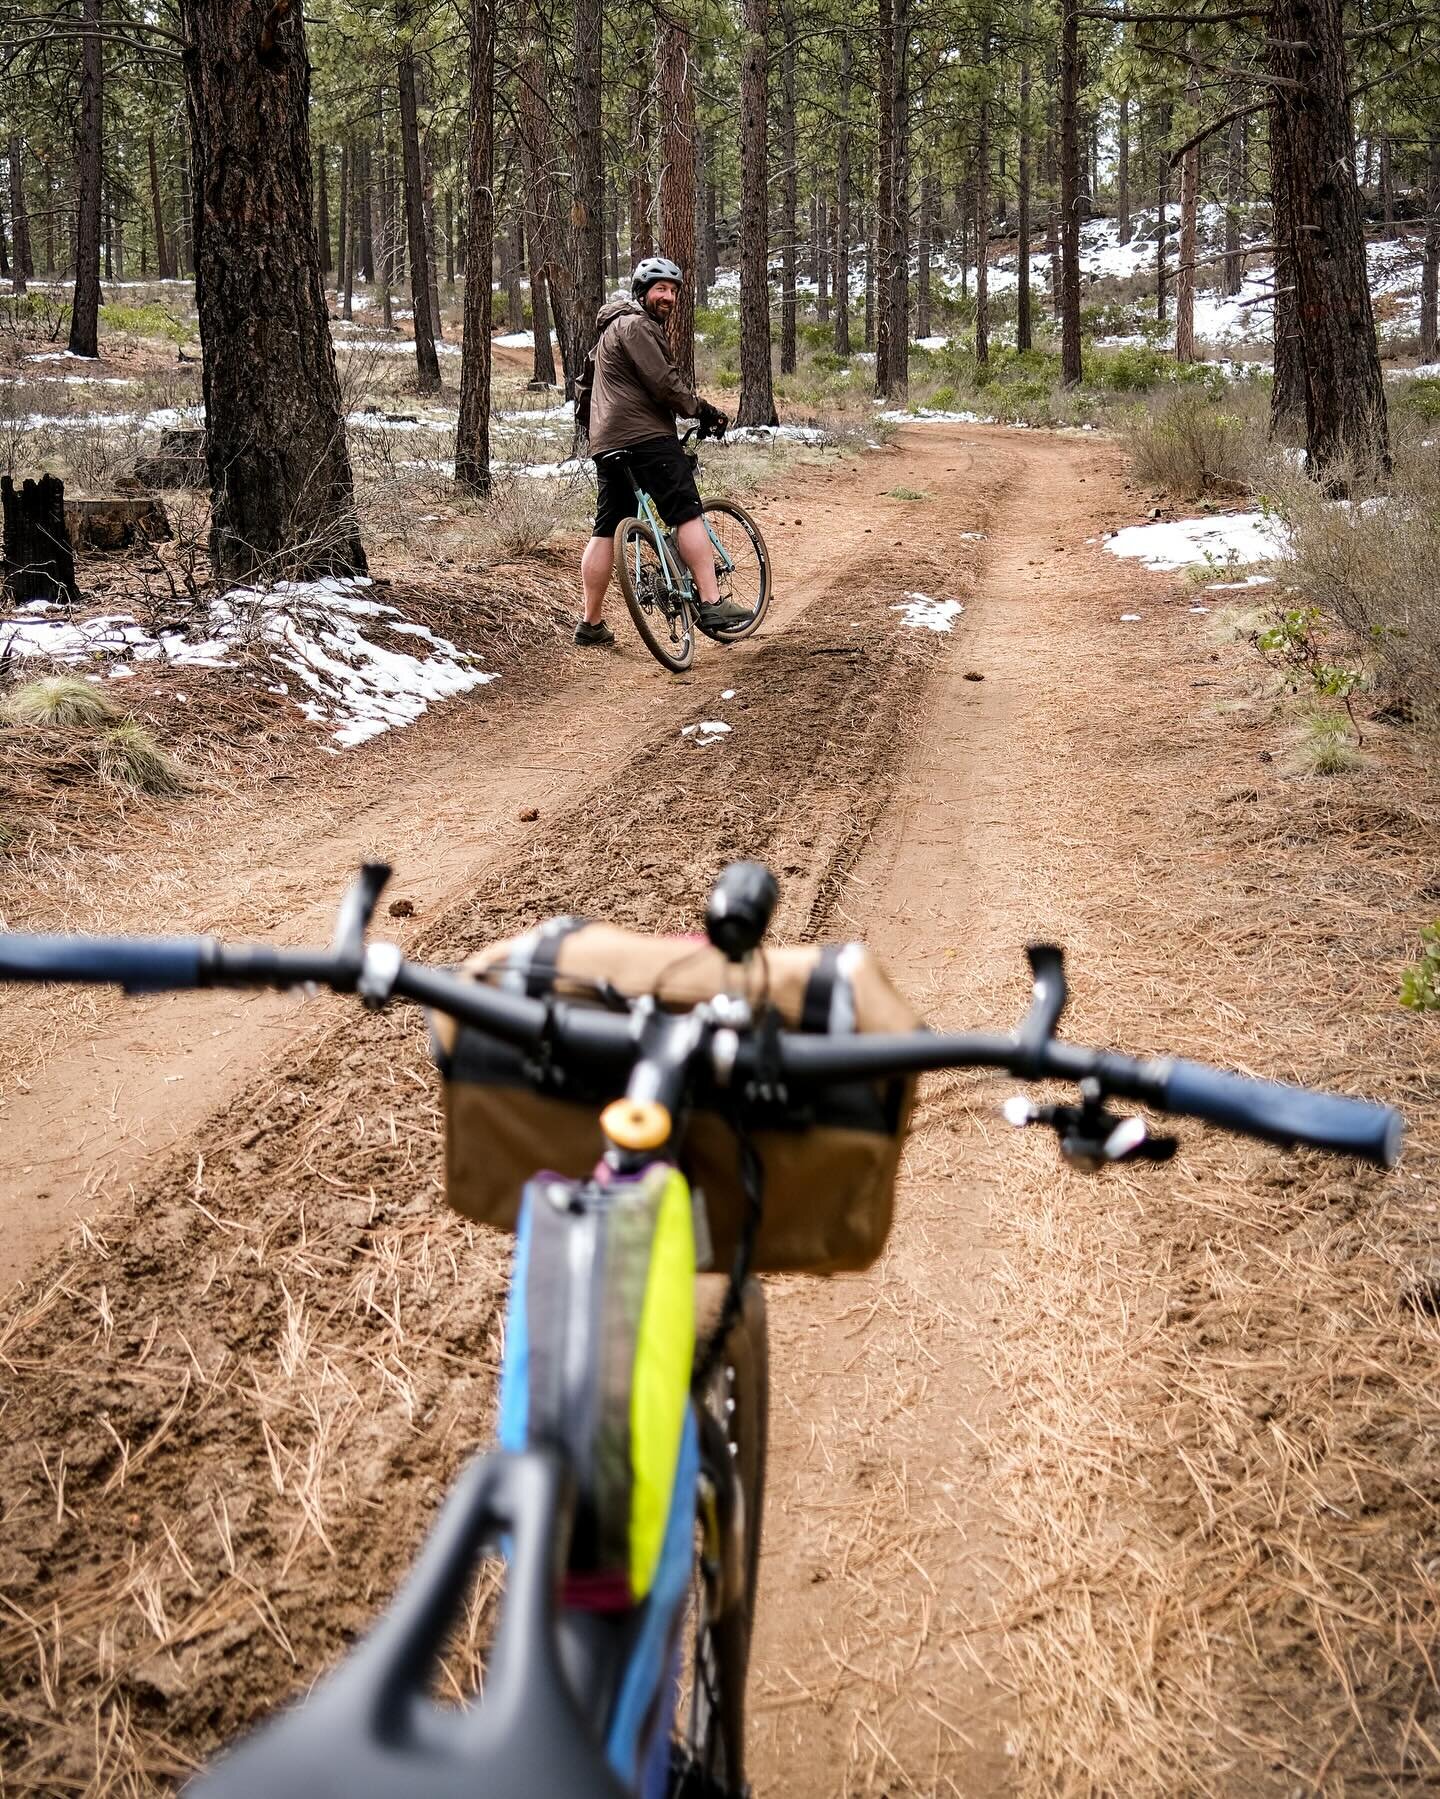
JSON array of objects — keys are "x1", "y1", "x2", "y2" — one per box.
[
  {"x1": 1206, "y1": 573, "x2": 1274, "y2": 591},
  {"x1": 1120, "y1": 613, "x2": 1143, "y2": 622},
  {"x1": 0, "y1": 373, "x2": 136, "y2": 389},
  {"x1": 0, "y1": 576, "x2": 497, "y2": 749},
  {"x1": 681, "y1": 720, "x2": 732, "y2": 743},
  {"x1": 879, "y1": 408, "x2": 996, "y2": 425},
  {"x1": 1103, "y1": 512, "x2": 1290, "y2": 572},
  {"x1": 912, "y1": 335, "x2": 950, "y2": 352},
  {"x1": 893, "y1": 592, "x2": 964, "y2": 632},
  {"x1": 334, "y1": 337, "x2": 463, "y2": 357},
  {"x1": 720, "y1": 688, "x2": 736, "y2": 699},
  {"x1": 725, "y1": 424, "x2": 829, "y2": 445}
]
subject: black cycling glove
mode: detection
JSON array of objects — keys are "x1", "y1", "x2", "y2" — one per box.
[{"x1": 696, "y1": 400, "x2": 728, "y2": 441}]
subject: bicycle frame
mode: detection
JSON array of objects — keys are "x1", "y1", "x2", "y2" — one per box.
[
  {"x1": 623, "y1": 472, "x2": 740, "y2": 608},
  {"x1": 496, "y1": 1144, "x2": 752, "y2": 1795}
]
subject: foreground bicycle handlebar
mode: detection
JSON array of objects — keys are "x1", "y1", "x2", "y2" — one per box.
[{"x1": 0, "y1": 863, "x2": 1404, "y2": 1170}]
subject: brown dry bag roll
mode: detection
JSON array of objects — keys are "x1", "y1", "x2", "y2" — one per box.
[{"x1": 429, "y1": 920, "x2": 921, "y2": 1276}]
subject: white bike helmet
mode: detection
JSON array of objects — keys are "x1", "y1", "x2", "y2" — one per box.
[{"x1": 631, "y1": 256, "x2": 684, "y2": 300}]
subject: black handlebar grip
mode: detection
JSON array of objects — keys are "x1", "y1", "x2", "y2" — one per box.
[
  {"x1": 0, "y1": 932, "x2": 206, "y2": 995},
  {"x1": 1162, "y1": 1059, "x2": 1403, "y2": 1169},
  {"x1": 705, "y1": 861, "x2": 779, "y2": 961}
]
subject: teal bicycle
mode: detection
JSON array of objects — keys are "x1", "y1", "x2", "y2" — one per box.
[{"x1": 613, "y1": 427, "x2": 772, "y2": 674}]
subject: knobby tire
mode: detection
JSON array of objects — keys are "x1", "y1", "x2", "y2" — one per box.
[{"x1": 615, "y1": 516, "x2": 695, "y2": 674}]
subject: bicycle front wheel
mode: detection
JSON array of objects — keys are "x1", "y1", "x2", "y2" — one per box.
[
  {"x1": 700, "y1": 501, "x2": 771, "y2": 642},
  {"x1": 675, "y1": 1277, "x2": 769, "y2": 1796},
  {"x1": 615, "y1": 516, "x2": 695, "y2": 674}
]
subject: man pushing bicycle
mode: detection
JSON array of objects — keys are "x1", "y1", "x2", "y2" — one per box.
[{"x1": 572, "y1": 256, "x2": 751, "y2": 646}]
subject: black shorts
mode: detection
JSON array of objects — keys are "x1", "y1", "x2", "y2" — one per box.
[{"x1": 592, "y1": 435, "x2": 703, "y2": 539}]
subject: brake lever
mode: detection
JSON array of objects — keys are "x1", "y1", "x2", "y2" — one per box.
[{"x1": 1002, "y1": 1083, "x2": 1178, "y2": 1171}]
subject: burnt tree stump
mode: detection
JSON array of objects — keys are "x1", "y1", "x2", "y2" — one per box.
[{"x1": 1, "y1": 474, "x2": 81, "y2": 605}]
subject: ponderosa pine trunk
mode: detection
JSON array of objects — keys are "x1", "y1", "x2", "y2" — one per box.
[
  {"x1": 1268, "y1": 0, "x2": 1389, "y2": 480},
  {"x1": 1269, "y1": 105, "x2": 1306, "y2": 438},
  {"x1": 1017, "y1": 54, "x2": 1033, "y2": 351},
  {"x1": 68, "y1": 0, "x2": 103, "y2": 359},
  {"x1": 779, "y1": 2, "x2": 797, "y2": 375},
  {"x1": 736, "y1": 0, "x2": 777, "y2": 426},
  {"x1": 1420, "y1": 144, "x2": 1439, "y2": 364},
  {"x1": 1175, "y1": 73, "x2": 1199, "y2": 364},
  {"x1": 629, "y1": 87, "x2": 653, "y2": 262},
  {"x1": 694, "y1": 138, "x2": 708, "y2": 309},
  {"x1": 874, "y1": 0, "x2": 895, "y2": 394},
  {"x1": 976, "y1": 48, "x2": 991, "y2": 369},
  {"x1": 516, "y1": 0, "x2": 577, "y2": 390},
  {"x1": 886, "y1": 0, "x2": 910, "y2": 398},
  {"x1": 336, "y1": 143, "x2": 350, "y2": 304},
  {"x1": 9, "y1": 136, "x2": 30, "y2": 294},
  {"x1": 817, "y1": 192, "x2": 829, "y2": 321},
  {"x1": 317, "y1": 145, "x2": 332, "y2": 272},
  {"x1": 455, "y1": 0, "x2": 494, "y2": 493},
  {"x1": 527, "y1": 205, "x2": 557, "y2": 385},
  {"x1": 916, "y1": 165, "x2": 932, "y2": 340},
  {"x1": 1117, "y1": 92, "x2": 1131, "y2": 245},
  {"x1": 1058, "y1": 0, "x2": 1082, "y2": 384},
  {"x1": 1155, "y1": 105, "x2": 1169, "y2": 325},
  {"x1": 177, "y1": 0, "x2": 366, "y2": 578},
  {"x1": 1223, "y1": 107, "x2": 1244, "y2": 295},
  {"x1": 658, "y1": 12, "x2": 698, "y2": 390},
  {"x1": 833, "y1": 35, "x2": 852, "y2": 357},
  {"x1": 397, "y1": 39, "x2": 441, "y2": 391},
  {"x1": 358, "y1": 142, "x2": 375, "y2": 280},
  {"x1": 571, "y1": 0, "x2": 605, "y2": 355}
]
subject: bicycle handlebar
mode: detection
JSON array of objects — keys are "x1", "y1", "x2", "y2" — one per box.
[{"x1": 0, "y1": 926, "x2": 1405, "y2": 1169}]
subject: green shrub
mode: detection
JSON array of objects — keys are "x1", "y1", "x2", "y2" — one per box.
[
  {"x1": 799, "y1": 321, "x2": 833, "y2": 349},
  {"x1": 1399, "y1": 377, "x2": 1440, "y2": 423},
  {"x1": 1123, "y1": 391, "x2": 1254, "y2": 496},
  {"x1": 99, "y1": 301, "x2": 195, "y2": 346},
  {"x1": 812, "y1": 350, "x2": 849, "y2": 373},
  {"x1": 926, "y1": 384, "x2": 957, "y2": 410},
  {"x1": 1400, "y1": 921, "x2": 1440, "y2": 1010},
  {"x1": 1092, "y1": 345, "x2": 1172, "y2": 392},
  {"x1": 693, "y1": 306, "x2": 740, "y2": 350},
  {"x1": 3, "y1": 676, "x2": 122, "y2": 729},
  {"x1": 714, "y1": 368, "x2": 740, "y2": 390}
]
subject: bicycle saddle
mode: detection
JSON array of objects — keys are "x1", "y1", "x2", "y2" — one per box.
[{"x1": 190, "y1": 1450, "x2": 626, "y2": 1798}]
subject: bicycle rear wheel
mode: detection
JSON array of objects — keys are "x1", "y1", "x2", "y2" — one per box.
[
  {"x1": 699, "y1": 501, "x2": 771, "y2": 643},
  {"x1": 674, "y1": 1277, "x2": 768, "y2": 1797},
  {"x1": 615, "y1": 517, "x2": 696, "y2": 674}
]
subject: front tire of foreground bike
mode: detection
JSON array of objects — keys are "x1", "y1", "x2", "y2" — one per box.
[
  {"x1": 699, "y1": 500, "x2": 771, "y2": 643},
  {"x1": 677, "y1": 1278, "x2": 769, "y2": 1797},
  {"x1": 615, "y1": 516, "x2": 696, "y2": 673}
]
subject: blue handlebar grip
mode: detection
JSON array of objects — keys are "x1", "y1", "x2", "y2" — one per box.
[
  {"x1": 1163, "y1": 1059, "x2": 1403, "y2": 1169},
  {"x1": 0, "y1": 933, "x2": 207, "y2": 996}
]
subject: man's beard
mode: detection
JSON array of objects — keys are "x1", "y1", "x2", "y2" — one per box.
[{"x1": 647, "y1": 297, "x2": 673, "y2": 322}]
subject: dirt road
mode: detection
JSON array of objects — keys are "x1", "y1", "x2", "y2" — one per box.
[{"x1": 2, "y1": 425, "x2": 1434, "y2": 1797}]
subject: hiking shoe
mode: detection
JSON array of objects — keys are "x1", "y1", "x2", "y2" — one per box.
[
  {"x1": 574, "y1": 617, "x2": 615, "y2": 646},
  {"x1": 696, "y1": 595, "x2": 751, "y2": 628}
]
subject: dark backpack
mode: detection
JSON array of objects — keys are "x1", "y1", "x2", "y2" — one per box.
[{"x1": 574, "y1": 313, "x2": 629, "y2": 437}]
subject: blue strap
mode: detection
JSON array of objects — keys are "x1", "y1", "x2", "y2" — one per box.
[{"x1": 604, "y1": 1405, "x2": 700, "y2": 1787}]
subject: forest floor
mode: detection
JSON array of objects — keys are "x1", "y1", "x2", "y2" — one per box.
[{"x1": 0, "y1": 422, "x2": 1436, "y2": 1796}]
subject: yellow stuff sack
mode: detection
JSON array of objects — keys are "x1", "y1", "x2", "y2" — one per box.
[{"x1": 429, "y1": 920, "x2": 920, "y2": 1276}]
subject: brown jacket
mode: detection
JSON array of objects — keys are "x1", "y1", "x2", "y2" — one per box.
[{"x1": 580, "y1": 299, "x2": 700, "y2": 456}]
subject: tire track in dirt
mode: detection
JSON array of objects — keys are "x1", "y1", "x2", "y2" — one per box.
[{"x1": 0, "y1": 444, "x2": 1000, "y2": 1794}]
